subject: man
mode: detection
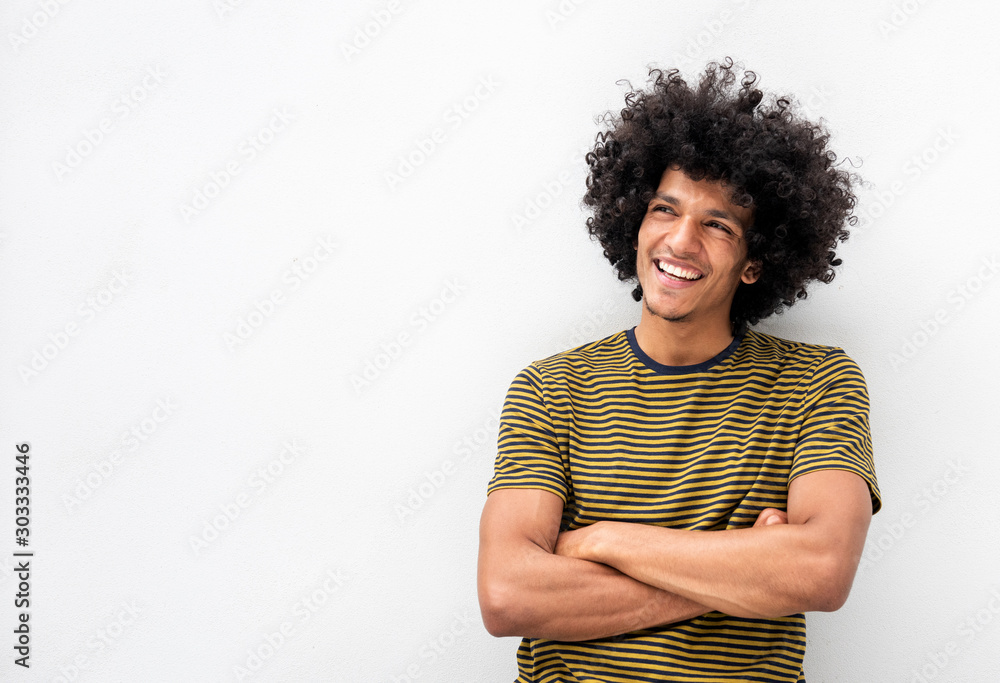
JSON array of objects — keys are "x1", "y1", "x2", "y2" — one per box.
[{"x1": 477, "y1": 60, "x2": 881, "y2": 682}]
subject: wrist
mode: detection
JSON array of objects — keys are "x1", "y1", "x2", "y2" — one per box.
[{"x1": 584, "y1": 521, "x2": 612, "y2": 564}]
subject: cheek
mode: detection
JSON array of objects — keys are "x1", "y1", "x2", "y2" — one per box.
[
  {"x1": 633, "y1": 226, "x2": 646, "y2": 251},
  {"x1": 635, "y1": 223, "x2": 658, "y2": 252}
]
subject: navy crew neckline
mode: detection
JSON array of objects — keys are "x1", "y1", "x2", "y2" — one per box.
[{"x1": 625, "y1": 326, "x2": 745, "y2": 375}]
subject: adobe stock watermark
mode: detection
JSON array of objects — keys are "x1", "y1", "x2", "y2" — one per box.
[
  {"x1": 908, "y1": 586, "x2": 1000, "y2": 683},
  {"x1": 796, "y1": 84, "x2": 834, "y2": 122},
  {"x1": 672, "y1": 0, "x2": 753, "y2": 70},
  {"x1": 888, "y1": 255, "x2": 997, "y2": 371},
  {"x1": 62, "y1": 398, "x2": 178, "y2": 514},
  {"x1": 349, "y1": 278, "x2": 467, "y2": 393},
  {"x1": 383, "y1": 76, "x2": 500, "y2": 192},
  {"x1": 510, "y1": 170, "x2": 573, "y2": 233},
  {"x1": 18, "y1": 268, "x2": 134, "y2": 386},
  {"x1": 179, "y1": 107, "x2": 295, "y2": 223},
  {"x1": 189, "y1": 439, "x2": 304, "y2": 555},
  {"x1": 223, "y1": 235, "x2": 338, "y2": 351},
  {"x1": 214, "y1": 0, "x2": 250, "y2": 20},
  {"x1": 232, "y1": 568, "x2": 351, "y2": 681},
  {"x1": 0, "y1": 555, "x2": 22, "y2": 587},
  {"x1": 51, "y1": 600, "x2": 142, "y2": 683},
  {"x1": 857, "y1": 458, "x2": 969, "y2": 575},
  {"x1": 52, "y1": 65, "x2": 168, "y2": 181},
  {"x1": 8, "y1": 0, "x2": 71, "y2": 54},
  {"x1": 878, "y1": 0, "x2": 932, "y2": 38},
  {"x1": 340, "y1": 0, "x2": 407, "y2": 62},
  {"x1": 854, "y1": 126, "x2": 958, "y2": 235},
  {"x1": 395, "y1": 408, "x2": 500, "y2": 522},
  {"x1": 388, "y1": 612, "x2": 475, "y2": 682},
  {"x1": 510, "y1": 145, "x2": 589, "y2": 234},
  {"x1": 544, "y1": 0, "x2": 589, "y2": 29},
  {"x1": 538, "y1": 298, "x2": 619, "y2": 359}
]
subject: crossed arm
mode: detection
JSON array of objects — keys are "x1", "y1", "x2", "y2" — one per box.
[{"x1": 477, "y1": 469, "x2": 873, "y2": 640}]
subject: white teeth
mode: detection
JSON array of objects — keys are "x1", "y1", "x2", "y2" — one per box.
[{"x1": 657, "y1": 261, "x2": 701, "y2": 280}]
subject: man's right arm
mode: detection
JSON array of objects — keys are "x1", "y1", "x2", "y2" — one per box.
[{"x1": 477, "y1": 487, "x2": 709, "y2": 642}]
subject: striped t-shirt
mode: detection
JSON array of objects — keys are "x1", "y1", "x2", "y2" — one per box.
[{"x1": 487, "y1": 327, "x2": 881, "y2": 683}]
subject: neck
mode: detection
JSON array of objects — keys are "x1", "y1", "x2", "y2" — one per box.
[{"x1": 633, "y1": 311, "x2": 738, "y2": 367}]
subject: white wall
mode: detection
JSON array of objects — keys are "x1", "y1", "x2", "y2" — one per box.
[{"x1": 1, "y1": 0, "x2": 998, "y2": 681}]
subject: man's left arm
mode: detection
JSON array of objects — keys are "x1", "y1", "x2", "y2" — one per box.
[{"x1": 555, "y1": 468, "x2": 873, "y2": 620}]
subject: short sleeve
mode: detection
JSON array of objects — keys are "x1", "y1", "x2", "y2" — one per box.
[
  {"x1": 486, "y1": 365, "x2": 570, "y2": 502},
  {"x1": 789, "y1": 349, "x2": 882, "y2": 514}
]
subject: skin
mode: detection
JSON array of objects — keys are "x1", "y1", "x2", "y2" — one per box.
[
  {"x1": 478, "y1": 489, "x2": 798, "y2": 641},
  {"x1": 633, "y1": 167, "x2": 759, "y2": 366},
  {"x1": 553, "y1": 469, "x2": 873, "y2": 619},
  {"x1": 477, "y1": 167, "x2": 874, "y2": 637},
  {"x1": 478, "y1": 487, "x2": 709, "y2": 641}
]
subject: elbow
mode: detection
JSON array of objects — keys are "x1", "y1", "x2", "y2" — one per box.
[
  {"x1": 480, "y1": 609, "x2": 514, "y2": 638},
  {"x1": 478, "y1": 594, "x2": 511, "y2": 637},
  {"x1": 805, "y1": 553, "x2": 859, "y2": 613},
  {"x1": 751, "y1": 553, "x2": 858, "y2": 618},
  {"x1": 478, "y1": 576, "x2": 525, "y2": 637},
  {"x1": 811, "y1": 578, "x2": 854, "y2": 613}
]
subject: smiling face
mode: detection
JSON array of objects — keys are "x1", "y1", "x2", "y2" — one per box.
[{"x1": 635, "y1": 167, "x2": 759, "y2": 332}]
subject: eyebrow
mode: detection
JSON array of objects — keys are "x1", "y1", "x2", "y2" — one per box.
[{"x1": 653, "y1": 192, "x2": 748, "y2": 230}]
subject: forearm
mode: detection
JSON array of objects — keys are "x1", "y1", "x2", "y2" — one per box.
[
  {"x1": 479, "y1": 540, "x2": 707, "y2": 641},
  {"x1": 558, "y1": 471, "x2": 874, "y2": 619},
  {"x1": 578, "y1": 521, "x2": 851, "y2": 619}
]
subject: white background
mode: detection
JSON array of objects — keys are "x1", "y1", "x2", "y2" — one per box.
[{"x1": 1, "y1": 0, "x2": 999, "y2": 681}]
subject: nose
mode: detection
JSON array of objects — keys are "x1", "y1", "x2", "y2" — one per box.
[{"x1": 664, "y1": 215, "x2": 702, "y2": 257}]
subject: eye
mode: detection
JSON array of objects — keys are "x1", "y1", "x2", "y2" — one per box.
[{"x1": 707, "y1": 221, "x2": 734, "y2": 234}]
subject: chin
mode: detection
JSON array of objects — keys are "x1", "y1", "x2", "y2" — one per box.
[{"x1": 644, "y1": 298, "x2": 690, "y2": 323}]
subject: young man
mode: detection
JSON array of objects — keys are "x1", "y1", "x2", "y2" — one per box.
[{"x1": 478, "y1": 60, "x2": 881, "y2": 682}]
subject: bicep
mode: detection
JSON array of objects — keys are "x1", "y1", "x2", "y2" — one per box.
[
  {"x1": 477, "y1": 488, "x2": 567, "y2": 629},
  {"x1": 787, "y1": 469, "x2": 873, "y2": 558},
  {"x1": 479, "y1": 488, "x2": 565, "y2": 555}
]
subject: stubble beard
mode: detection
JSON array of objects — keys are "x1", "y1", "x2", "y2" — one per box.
[{"x1": 644, "y1": 295, "x2": 691, "y2": 324}]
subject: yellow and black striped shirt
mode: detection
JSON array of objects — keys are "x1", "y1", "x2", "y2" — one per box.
[{"x1": 488, "y1": 327, "x2": 881, "y2": 683}]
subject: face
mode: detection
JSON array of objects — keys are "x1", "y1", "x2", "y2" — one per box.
[{"x1": 635, "y1": 167, "x2": 759, "y2": 329}]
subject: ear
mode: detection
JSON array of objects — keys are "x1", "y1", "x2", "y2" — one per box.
[{"x1": 741, "y1": 260, "x2": 761, "y2": 285}]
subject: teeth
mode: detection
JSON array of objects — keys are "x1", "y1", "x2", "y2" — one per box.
[{"x1": 657, "y1": 261, "x2": 701, "y2": 280}]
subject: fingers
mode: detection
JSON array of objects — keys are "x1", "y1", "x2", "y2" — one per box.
[{"x1": 753, "y1": 508, "x2": 789, "y2": 528}]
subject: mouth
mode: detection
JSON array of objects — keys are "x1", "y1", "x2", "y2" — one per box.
[{"x1": 654, "y1": 259, "x2": 704, "y2": 282}]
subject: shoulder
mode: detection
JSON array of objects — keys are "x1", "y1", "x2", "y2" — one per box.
[
  {"x1": 505, "y1": 330, "x2": 632, "y2": 393},
  {"x1": 530, "y1": 330, "x2": 632, "y2": 377},
  {"x1": 739, "y1": 329, "x2": 861, "y2": 371},
  {"x1": 738, "y1": 330, "x2": 865, "y2": 391}
]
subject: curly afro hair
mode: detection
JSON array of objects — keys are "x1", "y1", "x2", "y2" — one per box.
[{"x1": 583, "y1": 58, "x2": 859, "y2": 332}]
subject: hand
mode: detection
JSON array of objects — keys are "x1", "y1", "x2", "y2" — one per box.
[
  {"x1": 753, "y1": 507, "x2": 788, "y2": 528},
  {"x1": 554, "y1": 524, "x2": 600, "y2": 561}
]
